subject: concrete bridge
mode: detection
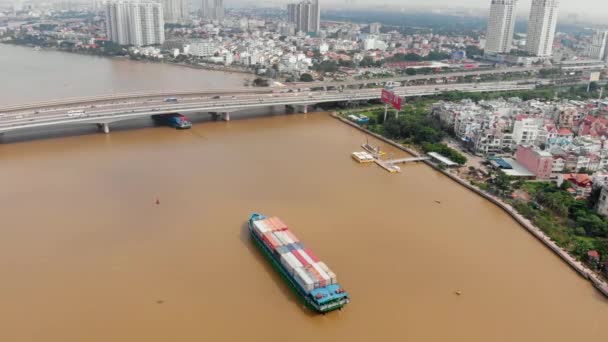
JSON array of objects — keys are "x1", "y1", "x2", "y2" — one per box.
[{"x1": 0, "y1": 81, "x2": 535, "y2": 135}]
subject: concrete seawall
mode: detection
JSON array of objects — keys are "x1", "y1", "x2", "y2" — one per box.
[{"x1": 332, "y1": 112, "x2": 608, "y2": 299}]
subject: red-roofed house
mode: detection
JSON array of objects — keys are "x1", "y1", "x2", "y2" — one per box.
[
  {"x1": 557, "y1": 128, "x2": 573, "y2": 140},
  {"x1": 558, "y1": 173, "x2": 594, "y2": 197},
  {"x1": 577, "y1": 115, "x2": 608, "y2": 137}
]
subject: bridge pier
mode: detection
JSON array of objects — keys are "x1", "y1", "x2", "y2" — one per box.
[
  {"x1": 296, "y1": 105, "x2": 308, "y2": 114},
  {"x1": 98, "y1": 123, "x2": 110, "y2": 134},
  {"x1": 221, "y1": 112, "x2": 230, "y2": 121}
]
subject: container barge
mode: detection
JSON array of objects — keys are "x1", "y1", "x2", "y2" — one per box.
[{"x1": 248, "y1": 213, "x2": 350, "y2": 313}]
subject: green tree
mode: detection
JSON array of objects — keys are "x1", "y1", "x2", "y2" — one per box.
[
  {"x1": 252, "y1": 78, "x2": 269, "y2": 87},
  {"x1": 465, "y1": 45, "x2": 483, "y2": 58},
  {"x1": 587, "y1": 187, "x2": 602, "y2": 209},
  {"x1": 312, "y1": 60, "x2": 338, "y2": 73},
  {"x1": 572, "y1": 238, "x2": 595, "y2": 259},
  {"x1": 299, "y1": 73, "x2": 314, "y2": 82}
]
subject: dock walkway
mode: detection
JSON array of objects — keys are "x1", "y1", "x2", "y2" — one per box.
[{"x1": 385, "y1": 157, "x2": 430, "y2": 164}]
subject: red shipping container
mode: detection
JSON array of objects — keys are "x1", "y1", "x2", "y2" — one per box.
[
  {"x1": 284, "y1": 230, "x2": 299, "y2": 243},
  {"x1": 262, "y1": 234, "x2": 274, "y2": 250},
  {"x1": 303, "y1": 248, "x2": 319, "y2": 262},
  {"x1": 263, "y1": 232, "x2": 281, "y2": 250},
  {"x1": 272, "y1": 217, "x2": 288, "y2": 230},
  {"x1": 267, "y1": 217, "x2": 287, "y2": 231},
  {"x1": 291, "y1": 249, "x2": 310, "y2": 267}
]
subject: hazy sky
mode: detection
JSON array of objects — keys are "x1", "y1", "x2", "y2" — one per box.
[{"x1": 252, "y1": 0, "x2": 608, "y2": 21}]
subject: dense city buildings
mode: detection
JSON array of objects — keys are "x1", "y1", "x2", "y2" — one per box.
[
  {"x1": 526, "y1": 0, "x2": 560, "y2": 57},
  {"x1": 287, "y1": 0, "x2": 320, "y2": 34},
  {"x1": 485, "y1": 0, "x2": 518, "y2": 54},
  {"x1": 105, "y1": 0, "x2": 165, "y2": 46}
]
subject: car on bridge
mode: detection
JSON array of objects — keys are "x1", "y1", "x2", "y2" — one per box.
[{"x1": 164, "y1": 97, "x2": 179, "y2": 103}]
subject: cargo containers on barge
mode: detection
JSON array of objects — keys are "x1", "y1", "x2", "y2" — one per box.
[{"x1": 248, "y1": 213, "x2": 350, "y2": 313}]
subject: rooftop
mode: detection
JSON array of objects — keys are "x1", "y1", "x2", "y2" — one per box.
[{"x1": 500, "y1": 158, "x2": 536, "y2": 177}]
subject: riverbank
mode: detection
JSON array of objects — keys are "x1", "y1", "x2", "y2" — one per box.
[{"x1": 331, "y1": 112, "x2": 608, "y2": 299}]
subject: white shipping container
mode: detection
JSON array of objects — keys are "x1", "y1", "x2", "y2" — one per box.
[
  {"x1": 280, "y1": 253, "x2": 294, "y2": 273},
  {"x1": 272, "y1": 231, "x2": 289, "y2": 245},
  {"x1": 280, "y1": 231, "x2": 294, "y2": 245},
  {"x1": 280, "y1": 252, "x2": 302, "y2": 273},
  {"x1": 294, "y1": 267, "x2": 315, "y2": 292},
  {"x1": 253, "y1": 220, "x2": 270, "y2": 236},
  {"x1": 303, "y1": 267, "x2": 321, "y2": 289},
  {"x1": 317, "y1": 262, "x2": 338, "y2": 284},
  {"x1": 285, "y1": 252, "x2": 303, "y2": 271},
  {"x1": 312, "y1": 262, "x2": 331, "y2": 284}
]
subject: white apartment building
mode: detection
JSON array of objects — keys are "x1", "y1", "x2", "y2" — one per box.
[
  {"x1": 105, "y1": 0, "x2": 165, "y2": 46},
  {"x1": 512, "y1": 117, "x2": 541, "y2": 146},
  {"x1": 587, "y1": 29, "x2": 608, "y2": 62},
  {"x1": 473, "y1": 132, "x2": 513, "y2": 155},
  {"x1": 188, "y1": 40, "x2": 217, "y2": 57},
  {"x1": 485, "y1": 0, "x2": 518, "y2": 54},
  {"x1": 526, "y1": 0, "x2": 559, "y2": 57},
  {"x1": 201, "y1": 0, "x2": 224, "y2": 20},
  {"x1": 286, "y1": 0, "x2": 320, "y2": 34},
  {"x1": 363, "y1": 37, "x2": 387, "y2": 51}
]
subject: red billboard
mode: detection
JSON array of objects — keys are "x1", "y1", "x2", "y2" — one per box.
[{"x1": 381, "y1": 89, "x2": 403, "y2": 111}]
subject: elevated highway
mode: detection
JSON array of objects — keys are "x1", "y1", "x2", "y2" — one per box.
[
  {"x1": 0, "y1": 81, "x2": 535, "y2": 135},
  {"x1": 0, "y1": 66, "x2": 541, "y2": 112},
  {"x1": 282, "y1": 66, "x2": 541, "y2": 89}
]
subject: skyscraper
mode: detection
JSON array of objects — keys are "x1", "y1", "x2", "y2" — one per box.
[
  {"x1": 286, "y1": 0, "x2": 320, "y2": 34},
  {"x1": 485, "y1": 0, "x2": 518, "y2": 54},
  {"x1": 525, "y1": 0, "x2": 559, "y2": 57},
  {"x1": 287, "y1": 3, "x2": 297, "y2": 23},
  {"x1": 201, "y1": 0, "x2": 210, "y2": 18},
  {"x1": 105, "y1": 0, "x2": 165, "y2": 46},
  {"x1": 213, "y1": 0, "x2": 224, "y2": 21},
  {"x1": 161, "y1": 0, "x2": 186, "y2": 24},
  {"x1": 201, "y1": 0, "x2": 224, "y2": 20},
  {"x1": 587, "y1": 30, "x2": 608, "y2": 61}
]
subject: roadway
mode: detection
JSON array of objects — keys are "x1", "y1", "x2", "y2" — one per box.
[
  {"x1": 281, "y1": 66, "x2": 542, "y2": 88},
  {"x1": 0, "y1": 81, "x2": 535, "y2": 134}
]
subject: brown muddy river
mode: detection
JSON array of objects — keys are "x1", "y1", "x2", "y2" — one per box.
[{"x1": 1, "y1": 113, "x2": 607, "y2": 342}]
